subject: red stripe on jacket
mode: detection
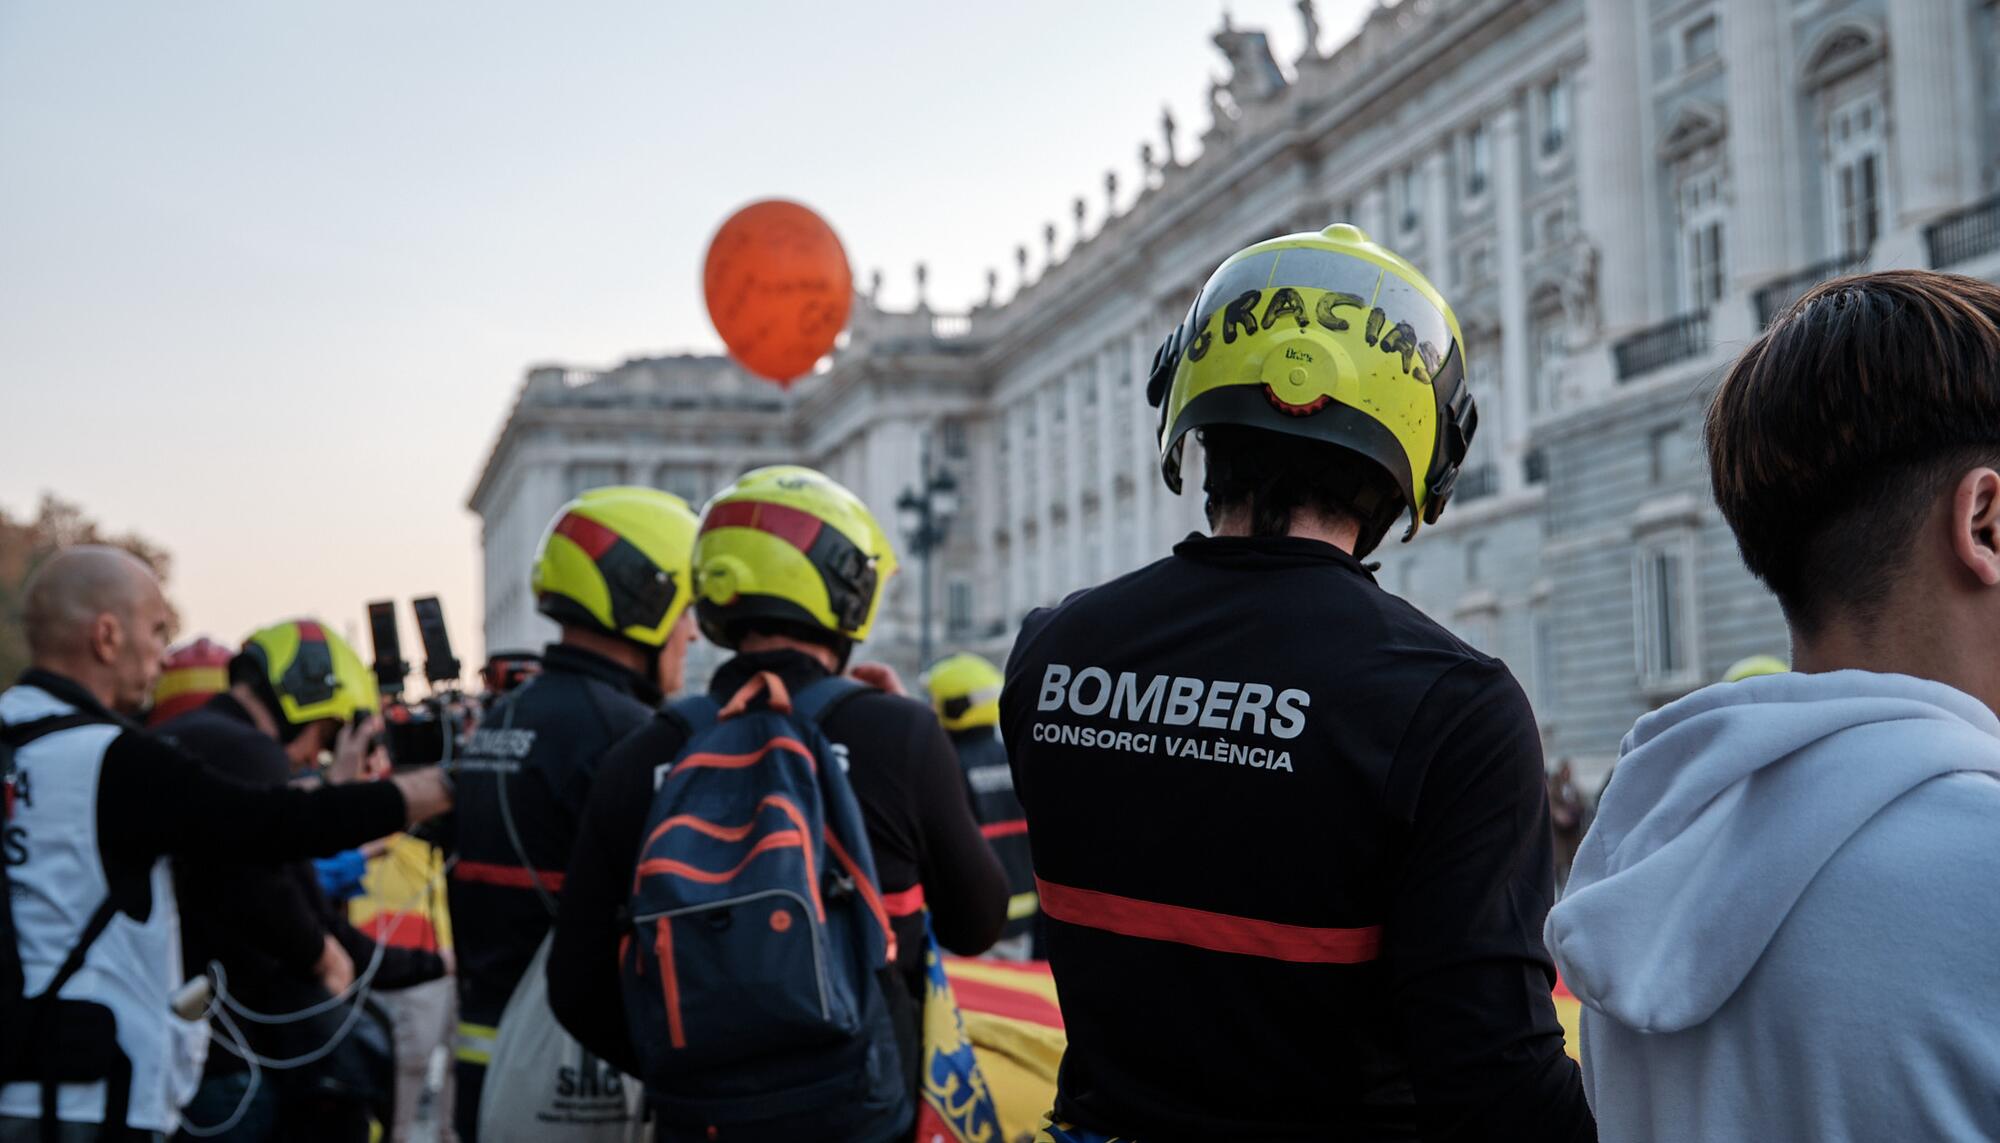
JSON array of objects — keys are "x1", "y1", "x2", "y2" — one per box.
[{"x1": 1036, "y1": 877, "x2": 1381, "y2": 964}]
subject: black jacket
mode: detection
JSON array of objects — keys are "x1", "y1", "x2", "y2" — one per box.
[
  {"x1": 548, "y1": 649, "x2": 1010, "y2": 1080},
  {"x1": 948, "y1": 727, "x2": 1036, "y2": 943},
  {"x1": 1001, "y1": 534, "x2": 1593, "y2": 1143},
  {"x1": 163, "y1": 695, "x2": 445, "y2": 1077},
  {"x1": 440, "y1": 643, "x2": 660, "y2": 1027}
]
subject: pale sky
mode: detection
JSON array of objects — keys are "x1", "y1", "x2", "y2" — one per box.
[{"x1": 0, "y1": 1, "x2": 1367, "y2": 668}]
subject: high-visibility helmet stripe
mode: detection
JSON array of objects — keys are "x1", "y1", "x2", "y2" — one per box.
[
  {"x1": 699, "y1": 500, "x2": 825, "y2": 553},
  {"x1": 554, "y1": 512, "x2": 619, "y2": 560}
]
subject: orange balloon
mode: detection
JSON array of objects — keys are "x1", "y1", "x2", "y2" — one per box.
[{"x1": 702, "y1": 200, "x2": 854, "y2": 386}]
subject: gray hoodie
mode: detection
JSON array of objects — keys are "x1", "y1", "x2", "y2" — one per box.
[{"x1": 1547, "y1": 670, "x2": 2000, "y2": 1142}]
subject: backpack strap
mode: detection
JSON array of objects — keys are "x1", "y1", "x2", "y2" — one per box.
[
  {"x1": 790, "y1": 676, "x2": 869, "y2": 730},
  {"x1": 719, "y1": 672, "x2": 792, "y2": 718},
  {"x1": 0, "y1": 713, "x2": 105, "y2": 749},
  {"x1": 34, "y1": 899, "x2": 117, "y2": 1004},
  {"x1": 1, "y1": 713, "x2": 102, "y2": 823},
  {"x1": 0, "y1": 712, "x2": 120, "y2": 975}
]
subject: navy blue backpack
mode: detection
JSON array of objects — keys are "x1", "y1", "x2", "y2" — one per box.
[{"x1": 621, "y1": 672, "x2": 911, "y2": 1142}]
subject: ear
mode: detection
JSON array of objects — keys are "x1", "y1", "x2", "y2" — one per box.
[
  {"x1": 90, "y1": 612, "x2": 123, "y2": 666},
  {"x1": 1949, "y1": 468, "x2": 2000, "y2": 587}
]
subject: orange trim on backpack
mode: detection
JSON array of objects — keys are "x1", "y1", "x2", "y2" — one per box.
[
  {"x1": 979, "y1": 819, "x2": 1029, "y2": 840},
  {"x1": 638, "y1": 795, "x2": 825, "y2": 922},
  {"x1": 719, "y1": 671, "x2": 792, "y2": 718},
  {"x1": 1036, "y1": 877, "x2": 1383, "y2": 964},
  {"x1": 824, "y1": 833, "x2": 897, "y2": 963},
  {"x1": 635, "y1": 830, "x2": 806, "y2": 885},
  {"x1": 668, "y1": 738, "x2": 816, "y2": 776},
  {"x1": 655, "y1": 919, "x2": 685, "y2": 1049}
]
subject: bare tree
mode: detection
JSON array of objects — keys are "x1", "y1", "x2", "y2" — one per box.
[{"x1": 0, "y1": 494, "x2": 176, "y2": 683}]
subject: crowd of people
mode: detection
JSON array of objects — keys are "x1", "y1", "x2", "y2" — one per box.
[{"x1": 7, "y1": 223, "x2": 2000, "y2": 1143}]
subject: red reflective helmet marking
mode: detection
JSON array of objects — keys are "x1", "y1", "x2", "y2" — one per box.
[{"x1": 554, "y1": 512, "x2": 619, "y2": 559}]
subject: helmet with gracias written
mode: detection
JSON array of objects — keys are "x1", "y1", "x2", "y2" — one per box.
[{"x1": 1145, "y1": 223, "x2": 1478, "y2": 543}]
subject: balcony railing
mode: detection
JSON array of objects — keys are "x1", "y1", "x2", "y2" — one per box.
[
  {"x1": 1926, "y1": 194, "x2": 2000, "y2": 270},
  {"x1": 1613, "y1": 310, "x2": 1710, "y2": 382},
  {"x1": 1753, "y1": 251, "x2": 1870, "y2": 326}
]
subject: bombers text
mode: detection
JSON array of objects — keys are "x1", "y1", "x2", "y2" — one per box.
[
  {"x1": 1035, "y1": 664, "x2": 1310, "y2": 738},
  {"x1": 1031, "y1": 664, "x2": 1310, "y2": 775}
]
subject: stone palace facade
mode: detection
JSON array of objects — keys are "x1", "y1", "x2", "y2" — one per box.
[{"x1": 470, "y1": 0, "x2": 2000, "y2": 780}]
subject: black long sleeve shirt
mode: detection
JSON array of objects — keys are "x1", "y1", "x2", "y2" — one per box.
[
  {"x1": 162, "y1": 694, "x2": 444, "y2": 1076},
  {"x1": 12, "y1": 671, "x2": 409, "y2": 882},
  {"x1": 548, "y1": 650, "x2": 1009, "y2": 1079},
  {"x1": 1000, "y1": 536, "x2": 1594, "y2": 1143}
]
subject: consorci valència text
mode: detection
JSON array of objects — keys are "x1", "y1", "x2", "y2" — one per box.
[{"x1": 1029, "y1": 663, "x2": 1309, "y2": 773}]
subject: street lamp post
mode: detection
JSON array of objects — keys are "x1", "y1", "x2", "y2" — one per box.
[{"x1": 896, "y1": 445, "x2": 959, "y2": 671}]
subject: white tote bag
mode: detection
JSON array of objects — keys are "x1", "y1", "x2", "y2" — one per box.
[{"x1": 477, "y1": 933, "x2": 647, "y2": 1143}]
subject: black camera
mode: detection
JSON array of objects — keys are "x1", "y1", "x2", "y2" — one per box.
[{"x1": 365, "y1": 596, "x2": 470, "y2": 770}]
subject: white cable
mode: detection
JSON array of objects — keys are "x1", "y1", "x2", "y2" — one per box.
[
  {"x1": 215, "y1": 925, "x2": 388, "y2": 1025},
  {"x1": 200, "y1": 848, "x2": 454, "y2": 1059},
  {"x1": 180, "y1": 723, "x2": 461, "y2": 1134},
  {"x1": 206, "y1": 976, "x2": 378, "y2": 1070},
  {"x1": 176, "y1": 999, "x2": 263, "y2": 1136}
]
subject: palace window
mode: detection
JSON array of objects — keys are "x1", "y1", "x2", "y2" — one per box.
[
  {"x1": 1539, "y1": 74, "x2": 1571, "y2": 156},
  {"x1": 1826, "y1": 93, "x2": 1883, "y2": 254},
  {"x1": 1529, "y1": 290, "x2": 1567, "y2": 414},
  {"x1": 1679, "y1": 167, "x2": 1728, "y2": 309},
  {"x1": 1683, "y1": 15, "x2": 1719, "y2": 68},
  {"x1": 1397, "y1": 165, "x2": 1422, "y2": 232},
  {"x1": 1634, "y1": 532, "x2": 1699, "y2": 691},
  {"x1": 652, "y1": 464, "x2": 702, "y2": 506},
  {"x1": 1464, "y1": 123, "x2": 1491, "y2": 198},
  {"x1": 946, "y1": 578, "x2": 973, "y2": 636},
  {"x1": 566, "y1": 461, "x2": 623, "y2": 498}
]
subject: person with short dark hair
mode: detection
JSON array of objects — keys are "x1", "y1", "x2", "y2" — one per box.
[
  {"x1": 1004, "y1": 226, "x2": 1590, "y2": 1141},
  {"x1": 1549, "y1": 270, "x2": 2000, "y2": 1140}
]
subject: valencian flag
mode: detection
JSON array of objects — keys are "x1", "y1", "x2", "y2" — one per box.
[
  {"x1": 939, "y1": 953, "x2": 1584, "y2": 1143},
  {"x1": 918, "y1": 926, "x2": 1006, "y2": 1143}
]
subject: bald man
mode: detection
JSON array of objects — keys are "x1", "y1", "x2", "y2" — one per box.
[{"x1": 0, "y1": 547, "x2": 454, "y2": 1142}]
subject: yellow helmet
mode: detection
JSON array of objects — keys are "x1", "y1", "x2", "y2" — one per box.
[
  {"x1": 1145, "y1": 223, "x2": 1477, "y2": 542},
  {"x1": 924, "y1": 653, "x2": 1003, "y2": 732},
  {"x1": 532, "y1": 486, "x2": 699, "y2": 649},
  {"x1": 239, "y1": 620, "x2": 379, "y2": 732},
  {"x1": 1723, "y1": 654, "x2": 1789, "y2": 683},
  {"x1": 693, "y1": 466, "x2": 898, "y2": 650}
]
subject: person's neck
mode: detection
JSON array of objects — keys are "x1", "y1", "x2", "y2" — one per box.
[
  {"x1": 1210, "y1": 508, "x2": 1360, "y2": 553},
  {"x1": 228, "y1": 682, "x2": 282, "y2": 740},
  {"x1": 28, "y1": 655, "x2": 117, "y2": 712},
  {"x1": 1793, "y1": 598, "x2": 2000, "y2": 714},
  {"x1": 735, "y1": 633, "x2": 840, "y2": 674},
  {"x1": 559, "y1": 627, "x2": 651, "y2": 675}
]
